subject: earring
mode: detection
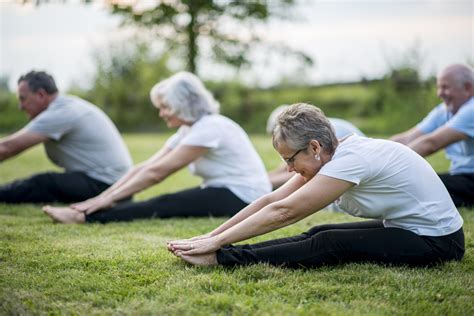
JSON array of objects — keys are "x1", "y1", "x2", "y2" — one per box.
[{"x1": 314, "y1": 154, "x2": 320, "y2": 161}]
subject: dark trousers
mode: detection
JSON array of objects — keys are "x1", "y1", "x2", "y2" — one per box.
[
  {"x1": 439, "y1": 173, "x2": 474, "y2": 208},
  {"x1": 86, "y1": 186, "x2": 248, "y2": 224},
  {"x1": 0, "y1": 172, "x2": 110, "y2": 204},
  {"x1": 217, "y1": 220, "x2": 465, "y2": 268}
]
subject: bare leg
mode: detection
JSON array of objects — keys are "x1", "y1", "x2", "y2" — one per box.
[
  {"x1": 42, "y1": 205, "x2": 86, "y2": 224},
  {"x1": 178, "y1": 252, "x2": 218, "y2": 266}
]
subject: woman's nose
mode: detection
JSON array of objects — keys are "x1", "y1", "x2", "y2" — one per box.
[{"x1": 287, "y1": 164, "x2": 295, "y2": 173}]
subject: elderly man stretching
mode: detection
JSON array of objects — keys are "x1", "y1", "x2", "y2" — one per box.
[
  {"x1": 0, "y1": 71, "x2": 132, "y2": 203},
  {"x1": 391, "y1": 64, "x2": 473, "y2": 207}
]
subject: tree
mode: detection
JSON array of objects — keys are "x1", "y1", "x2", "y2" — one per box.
[
  {"x1": 108, "y1": 0, "x2": 312, "y2": 74},
  {"x1": 72, "y1": 39, "x2": 173, "y2": 130}
]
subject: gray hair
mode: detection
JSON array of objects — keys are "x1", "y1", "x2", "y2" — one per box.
[
  {"x1": 149, "y1": 71, "x2": 219, "y2": 122},
  {"x1": 440, "y1": 64, "x2": 474, "y2": 88},
  {"x1": 272, "y1": 103, "x2": 338, "y2": 155},
  {"x1": 18, "y1": 70, "x2": 58, "y2": 94},
  {"x1": 266, "y1": 104, "x2": 289, "y2": 134}
]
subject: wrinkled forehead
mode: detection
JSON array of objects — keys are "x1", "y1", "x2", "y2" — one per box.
[{"x1": 437, "y1": 70, "x2": 459, "y2": 86}]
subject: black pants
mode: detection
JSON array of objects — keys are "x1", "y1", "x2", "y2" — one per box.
[
  {"x1": 0, "y1": 172, "x2": 110, "y2": 204},
  {"x1": 217, "y1": 220, "x2": 465, "y2": 268},
  {"x1": 439, "y1": 173, "x2": 474, "y2": 208},
  {"x1": 86, "y1": 186, "x2": 248, "y2": 224}
]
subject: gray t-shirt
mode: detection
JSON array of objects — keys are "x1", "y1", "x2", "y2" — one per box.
[{"x1": 26, "y1": 95, "x2": 132, "y2": 184}]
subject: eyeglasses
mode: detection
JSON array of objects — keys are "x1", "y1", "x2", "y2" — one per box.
[{"x1": 281, "y1": 148, "x2": 304, "y2": 166}]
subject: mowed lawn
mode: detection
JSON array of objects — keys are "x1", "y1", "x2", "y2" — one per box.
[{"x1": 1, "y1": 134, "x2": 473, "y2": 315}]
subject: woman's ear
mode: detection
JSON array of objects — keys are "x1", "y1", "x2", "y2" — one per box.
[{"x1": 309, "y1": 139, "x2": 321, "y2": 155}]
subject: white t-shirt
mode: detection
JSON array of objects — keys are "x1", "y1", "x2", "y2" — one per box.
[
  {"x1": 165, "y1": 114, "x2": 272, "y2": 203},
  {"x1": 318, "y1": 135, "x2": 463, "y2": 236}
]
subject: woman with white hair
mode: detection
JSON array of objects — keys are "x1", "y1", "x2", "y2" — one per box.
[
  {"x1": 43, "y1": 72, "x2": 271, "y2": 224},
  {"x1": 169, "y1": 103, "x2": 464, "y2": 268}
]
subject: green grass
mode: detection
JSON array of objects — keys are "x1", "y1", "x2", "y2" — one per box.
[{"x1": 1, "y1": 134, "x2": 473, "y2": 315}]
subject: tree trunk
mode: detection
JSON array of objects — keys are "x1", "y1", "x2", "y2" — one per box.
[{"x1": 187, "y1": 4, "x2": 198, "y2": 74}]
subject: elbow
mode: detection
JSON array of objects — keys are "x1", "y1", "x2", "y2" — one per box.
[
  {"x1": 389, "y1": 134, "x2": 401, "y2": 143},
  {"x1": 0, "y1": 144, "x2": 13, "y2": 161},
  {"x1": 270, "y1": 205, "x2": 298, "y2": 227},
  {"x1": 421, "y1": 138, "x2": 440, "y2": 156},
  {"x1": 145, "y1": 165, "x2": 169, "y2": 184}
]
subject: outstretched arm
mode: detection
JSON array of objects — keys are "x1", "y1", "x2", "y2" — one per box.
[
  {"x1": 390, "y1": 127, "x2": 424, "y2": 145},
  {"x1": 167, "y1": 174, "x2": 306, "y2": 248},
  {"x1": 92, "y1": 147, "x2": 172, "y2": 199},
  {"x1": 172, "y1": 174, "x2": 354, "y2": 256},
  {"x1": 211, "y1": 174, "x2": 306, "y2": 235},
  {"x1": 408, "y1": 126, "x2": 468, "y2": 157},
  {"x1": 72, "y1": 145, "x2": 208, "y2": 214},
  {"x1": 0, "y1": 129, "x2": 47, "y2": 162}
]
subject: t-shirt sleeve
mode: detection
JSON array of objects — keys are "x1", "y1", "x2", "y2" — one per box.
[
  {"x1": 446, "y1": 104, "x2": 474, "y2": 137},
  {"x1": 25, "y1": 107, "x2": 75, "y2": 141},
  {"x1": 416, "y1": 104, "x2": 446, "y2": 134},
  {"x1": 179, "y1": 120, "x2": 220, "y2": 148},
  {"x1": 318, "y1": 152, "x2": 370, "y2": 185},
  {"x1": 164, "y1": 127, "x2": 186, "y2": 149}
]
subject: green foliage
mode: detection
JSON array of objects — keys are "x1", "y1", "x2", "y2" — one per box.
[
  {"x1": 362, "y1": 77, "x2": 439, "y2": 133},
  {"x1": 72, "y1": 41, "x2": 173, "y2": 131},
  {"x1": 0, "y1": 134, "x2": 472, "y2": 315},
  {"x1": 109, "y1": 0, "x2": 311, "y2": 74},
  {"x1": 0, "y1": 41, "x2": 448, "y2": 136},
  {"x1": 0, "y1": 87, "x2": 27, "y2": 132}
]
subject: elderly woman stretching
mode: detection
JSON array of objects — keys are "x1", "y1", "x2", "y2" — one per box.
[
  {"x1": 169, "y1": 103, "x2": 464, "y2": 268},
  {"x1": 43, "y1": 72, "x2": 271, "y2": 224}
]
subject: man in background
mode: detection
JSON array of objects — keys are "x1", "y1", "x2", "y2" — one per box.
[
  {"x1": 0, "y1": 70, "x2": 132, "y2": 203},
  {"x1": 391, "y1": 64, "x2": 473, "y2": 207}
]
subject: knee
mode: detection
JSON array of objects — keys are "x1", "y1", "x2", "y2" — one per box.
[
  {"x1": 28, "y1": 172, "x2": 58, "y2": 187},
  {"x1": 307, "y1": 223, "x2": 336, "y2": 236}
]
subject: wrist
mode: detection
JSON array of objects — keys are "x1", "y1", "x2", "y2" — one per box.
[{"x1": 214, "y1": 234, "x2": 227, "y2": 247}]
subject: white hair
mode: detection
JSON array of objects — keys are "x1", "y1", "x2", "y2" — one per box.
[
  {"x1": 149, "y1": 72, "x2": 219, "y2": 122},
  {"x1": 266, "y1": 105, "x2": 289, "y2": 134}
]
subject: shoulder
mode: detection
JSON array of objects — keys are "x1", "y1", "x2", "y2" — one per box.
[
  {"x1": 319, "y1": 136, "x2": 373, "y2": 184},
  {"x1": 328, "y1": 136, "x2": 375, "y2": 164},
  {"x1": 428, "y1": 103, "x2": 447, "y2": 117},
  {"x1": 46, "y1": 95, "x2": 88, "y2": 114},
  {"x1": 455, "y1": 98, "x2": 474, "y2": 116},
  {"x1": 334, "y1": 136, "x2": 406, "y2": 164},
  {"x1": 192, "y1": 114, "x2": 238, "y2": 130}
]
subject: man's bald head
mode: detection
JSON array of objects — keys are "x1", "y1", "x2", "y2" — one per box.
[
  {"x1": 439, "y1": 64, "x2": 473, "y2": 89},
  {"x1": 436, "y1": 64, "x2": 473, "y2": 114}
]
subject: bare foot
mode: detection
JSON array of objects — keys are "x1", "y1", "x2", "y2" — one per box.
[
  {"x1": 178, "y1": 252, "x2": 218, "y2": 266},
  {"x1": 42, "y1": 205, "x2": 85, "y2": 224}
]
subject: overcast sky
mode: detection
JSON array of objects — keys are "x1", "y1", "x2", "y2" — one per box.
[{"x1": 1, "y1": 0, "x2": 472, "y2": 91}]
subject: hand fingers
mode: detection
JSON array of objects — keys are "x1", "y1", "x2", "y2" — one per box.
[
  {"x1": 72, "y1": 208, "x2": 87, "y2": 213},
  {"x1": 181, "y1": 247, "x2": 208, "y2": 256},
  {"x1": 171, "y1": 243, "x2": 194, "y2": 251},
  {"x1": 70, "y1": 204, "x2": 88, "y2": 212}
]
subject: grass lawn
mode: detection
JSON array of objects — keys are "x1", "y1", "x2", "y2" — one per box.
[{"x1": 1, "y1": 134, "x2": 473, "y2": 315}]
